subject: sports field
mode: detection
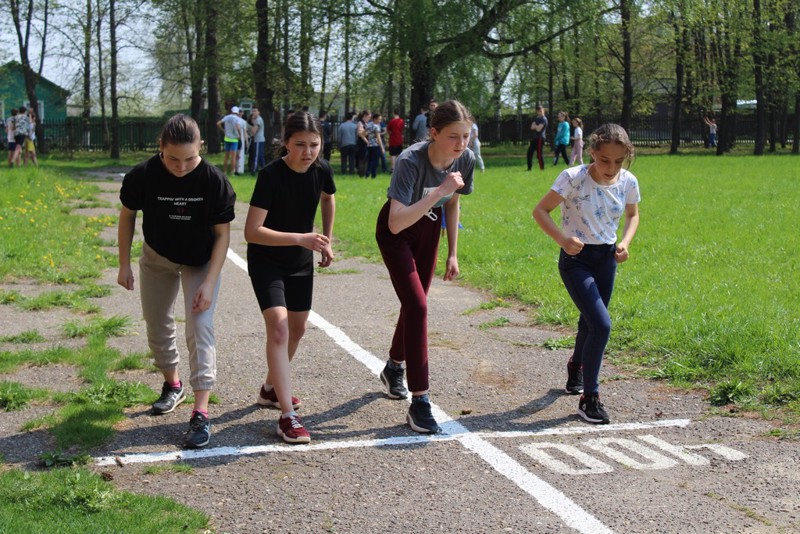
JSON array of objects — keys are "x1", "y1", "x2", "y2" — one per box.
[{"x1": 0, "y1": 150, "x2": 798, "y2": 531}]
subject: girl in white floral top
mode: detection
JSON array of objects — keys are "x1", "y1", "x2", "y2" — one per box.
[{"x1": 533, "y1": 123, "x2": 640, "y2": 425}]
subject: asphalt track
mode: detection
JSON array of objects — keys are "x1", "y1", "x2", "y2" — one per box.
[{"x1": 3, "y1": 175, "x2": 800, "y2": 533}]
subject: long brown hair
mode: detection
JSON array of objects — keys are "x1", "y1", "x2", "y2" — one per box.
[
  {"x1": 279, "y1": 111, "x2": 324, "y2": 165},
  {"x1": 429, "y1": 100, "x2": 473, "y2": 133},
  {"x1": 158, "y1": 114, "x2": 201, "y2": 147}
]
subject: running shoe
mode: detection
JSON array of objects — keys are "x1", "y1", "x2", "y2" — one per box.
[
  {"x1": 257, "y1": 384, "x2": 301, "y2": 410},
  {"x1": 407, "y1": 397, "x2": 442, "y2": 434},
  {"x1": 380, "y1": 360, "x2": 409, "y2": 399},
  {"x1": 152, "y1": 381, "x2": 186, "y2": 415},
  {"x1": 184, "y1": 412, "x2": 211, "y2": 449},
  {"x1": 277, "y1": 414, "x2": 311, "y2": 444},
  {"x1": 565, "y1": 362, "x2": 584, "y2": 395},
  {"x1": 577, "y1": 393, "x2": 610, "y2": 424}
]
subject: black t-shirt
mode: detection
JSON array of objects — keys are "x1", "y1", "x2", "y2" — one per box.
[
  {"x1": 120, "y1": 154, "x2": 236, "y2": 266},
  {"x1": 247, "y1": 158, "x2": 336, "y2": 275}
]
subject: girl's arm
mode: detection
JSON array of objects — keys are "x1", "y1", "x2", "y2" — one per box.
[
  {"x1": 116, "y1": 206, "x2": 138, "y2": 290},
  {"x1": 244, "y1": 205, "x2": 330, "y2": 251},
  {"x1": 532, "y1": 190, "x2": 584, "y2": 255},
  {"x1": 443, "y1": 194, "x2": 461, "y2": 281},
  {"x1": 614, "y1": 203, "x2": 639, "y2": 263},
  {"x1": 318, "y1": 192, "x2": 335, "y2": 267},
  {"x1": 192, "y1": 222, "x2": 230, "y2": 313},
  {"x1": 387, "y1": 171, "x2": 464, "y2": 234}
]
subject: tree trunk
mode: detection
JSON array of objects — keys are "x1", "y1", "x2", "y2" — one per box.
[
  {"x1": 96, "y1": 0, "x2": 108, "y2": 149},
  {"x1": 752, "y1": 0, "x2": 766, "y2": 155},
  {"x1": 109, "y1": 0, "x2": 120, "y2": 159},
  {"x1": 254, "y1": 0, "x2": 276, "y2": 153},
  {"x1": 619, "y1": 0, "x2": 633, "y2": 131},
  {"x1": 204, "y1": 0, "x2": 220, "y2": 153},
  {"x1": 670, "y1": 8, "x2": 685, "y2": 155}
]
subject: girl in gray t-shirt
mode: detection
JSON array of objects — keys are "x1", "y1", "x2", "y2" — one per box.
[{"x1": 375, "y1": 100, "x2": 475, "y2": 434}]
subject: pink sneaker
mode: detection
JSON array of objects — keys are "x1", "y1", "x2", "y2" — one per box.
[
  {"x1": 257, "y1": 385, "x2": 301, "y2": 410},
  {"x1": 277, "y1": 414, "x2": 311, "y2": 444}
]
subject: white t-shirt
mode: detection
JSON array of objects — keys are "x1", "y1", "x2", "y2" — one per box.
[
  {"x1": 5, "y1": 117, "x2": 15, "y2": 143},
  {"x1": 551, "y1": 165, "x2": 640, "y2": 245},
  {"x1": 573, "y1": 126, "x2": 583, "y2": 140}
]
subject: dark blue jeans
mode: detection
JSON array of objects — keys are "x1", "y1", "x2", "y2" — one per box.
[
  {"x1": 340, "y1": 144, "x2": 356, "y2": 174},
  {"x1": 558, "y1": 244, "x2": 617, "y2": 395}
]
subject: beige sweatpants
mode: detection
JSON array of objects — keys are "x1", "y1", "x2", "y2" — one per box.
[{"x1": 138, "y1": 243, "x2": 219, "y2": 391}]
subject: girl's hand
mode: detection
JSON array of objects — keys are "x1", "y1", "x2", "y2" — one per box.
[
  {"x1": 117, "y1": 265, "x2": 135, "y2": 291},
  {"x1": 437, "y1": 171, "x2": 464, "y2": 198},
  {"x1": 615, "y1": 244, "x2": 630, "y2": 263},
  {"x1": 444, "y1": 256, "x2": 459, "y2": 281},
  {"x1": 560, "y1": 236, "x2": 584, "y2": 256},
  {"x1": 192, "y1": 281, "x2": 214, "y2": 313},
  {"x1": 318, "y1": 242, "x2": 334, "y2": 268},
  {"x1": 301, "y1": 233, "x2": 330, "y2": 253}
]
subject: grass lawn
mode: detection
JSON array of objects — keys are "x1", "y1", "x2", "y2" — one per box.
[
  {"x1": 0, "y1": 148, "x2": 797, "y2": 531},
  {"x1": 296, "y1": 148, "x2": 800, "y2": 415}
]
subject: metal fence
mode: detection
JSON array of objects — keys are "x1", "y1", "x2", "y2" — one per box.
[{"x1": 36, "y1": 114, "x2": 786, "y2": 153}]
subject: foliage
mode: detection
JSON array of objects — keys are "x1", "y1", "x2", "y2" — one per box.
[{"x1": 0, "y1": 468, "x2": 209, "y2": 532}]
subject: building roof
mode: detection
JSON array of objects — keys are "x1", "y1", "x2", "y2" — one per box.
[{"x1": 0, "y1": 61, "x2": 70, "y2": 97}]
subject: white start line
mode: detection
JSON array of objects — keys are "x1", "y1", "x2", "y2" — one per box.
[{"x1": 94, "y1": 248, "x2": 749, "y2": 534}]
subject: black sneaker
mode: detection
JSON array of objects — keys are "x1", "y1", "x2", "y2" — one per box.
[
  {"x1": 407, "y1": 397, "x2": 442, "y2": 434},
  {"x1": 565, "y1": 362, "x2": 584, "y2": 395},
  {"x1": 380, "y1": 360, "x2": 409, "y2": 399},
  {"x1": 151, "y1": 381, "x2": 186, "y2": 415},
  {"x1": 577, "y1": 394, "x2": 610, "y2": 424},
  {"x1": 184, "y1": 412, "x2": 211, "y2": 449}
]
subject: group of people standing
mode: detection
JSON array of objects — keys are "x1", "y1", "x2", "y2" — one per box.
[
  {"x1": 527, "y1": 105, "x2": 585, "y2": 171},
  {"x1": 216, "y1": 105, "x2": 267, "y2": 176},
  {"x1": 116, "y1": 98, "x2": 640, "y2": 449},
  {"x1": 5, "y1": 106, "x2": 38, "y2": 168}
]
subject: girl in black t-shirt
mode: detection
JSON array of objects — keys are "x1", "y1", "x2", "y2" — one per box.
[
  {"x1": 244, "y1": 112, "x2": 336, "y2": 444},
  {"x1": 118, "y1": 114, "x2": 236, "y2": 449}
]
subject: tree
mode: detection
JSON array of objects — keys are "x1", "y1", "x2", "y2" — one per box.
[{"x1": 6, "y1": 0, "x2": 50, "y2": 152}]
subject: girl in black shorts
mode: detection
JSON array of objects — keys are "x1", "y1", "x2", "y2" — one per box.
[{"x1": 244, "y1": 112, "x2": 336, "y2": 444}]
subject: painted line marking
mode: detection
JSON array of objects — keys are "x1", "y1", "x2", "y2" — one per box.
[
  {"x1": 95, "y1": 418, "x2": 691, "y2": 466},
  {"x1": 101, "y1": 247, "x2": 694, "y2": 533}
]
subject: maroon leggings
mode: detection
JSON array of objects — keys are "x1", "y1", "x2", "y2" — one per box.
[{"x1": 375, "y1": 200, "x2": 441, "y2": 392}]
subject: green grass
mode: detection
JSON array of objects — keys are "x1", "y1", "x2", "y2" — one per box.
[
  {"x1": 0, "y1": 382, "x2": 50, "y2": 411},
  {"x1": 327, "y1": 151, "x2": 800, "y2": 414},
  {"x1": 0, "y1": 330, "x2": 45, "y2": 344},
  {"x1": 0, "y1": 468, "x2": 209, "y2": 533},
  {"x1": 0, "y1": 166, "x2": 117, "y2": 284}
]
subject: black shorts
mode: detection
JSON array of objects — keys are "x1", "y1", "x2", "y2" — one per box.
[
  {"x1": 249, "y1": 267, "x2": 314, "y2": 312},
  {"x1": 14, "y1": 135, "x2": 25, "y2": 146},
  {"x1": 389, "y1": 145, "x2": 403, "y2": 156}
]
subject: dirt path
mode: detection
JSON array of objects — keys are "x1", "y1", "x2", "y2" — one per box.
[{"x1": 1, "y1": 169, "x2": 798, "y2": 533}]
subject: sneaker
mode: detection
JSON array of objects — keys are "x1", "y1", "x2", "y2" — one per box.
[
  {"x1": 577, "y1": 394, "x2": 610, "y2": 424},
  {"x1": 184, "y1": 412, "x2": 211, "y2": 448},
  {"x1": 406, "y1": 398, "x2": 442, "y2": 434},
  {"x1": 380, "y1": 361, "x2": 409, "y2": 399},
  {"x1": 565, "y1": 362, "x2": 584, "y2": 395},
  {"x1": 277, "y1": 414, "x2": 311, "y2": 444},
  {"x1": 151, "y1": 381, "x2": 186, "y2": 415},
  {"x1": 256, "y1": 385, "x2": 301, "y2": 410}
]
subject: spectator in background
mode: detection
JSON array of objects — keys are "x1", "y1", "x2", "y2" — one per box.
[
  {"x1": 217, "y1": 105, "x2": 244, "y2": 176},
  {"x1": 6, "y1": 108, "x2": 18, "y2": 168},
  {"x1": 527, "y1": 105, "x2": 548, "y2": 171},
  {"x1": 469, "y1": 121, "x2": 484, "y2": 172},
  {"x1": 250, "y1": 108, "x2": 267, "y2": 174},
  {"x1": 703, "y1": 115, "x2": 718, "y2": 148},
  {"x1": 320, "y1": 111, "x2": 333, "y2": 162},
  {"x1": 386, "y1": 108, "x2": 405, "y2": 171},
  {"x1": 338, "y1": 112, "x2": 357, "y2": 175},
  {"x1": 365, "y1": 112, "x2": 385, "y2": 179},
  {"x1": 356, "y1": 110, "x2": 370, "y2": 177},
  {"x1": 412, "y1": 106, "x2": 428, "y2": 142},
  {"x1": 13, "y1": 106, "x2": 30, "y2": 166},
  {"x1": 24, "y1": 109, "x2": 38, "y2": 167}
]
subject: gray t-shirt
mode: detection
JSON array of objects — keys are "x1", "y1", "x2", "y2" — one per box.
[
  {"x1": 386, "y1": 141, "x2": 475, "y2": 207},
  {"x1": 253, "y1": 116, "x2": 265, "y2": 143},
  {"x1": 221, "y1": 114, "x2": 241, "y2": 141}
]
